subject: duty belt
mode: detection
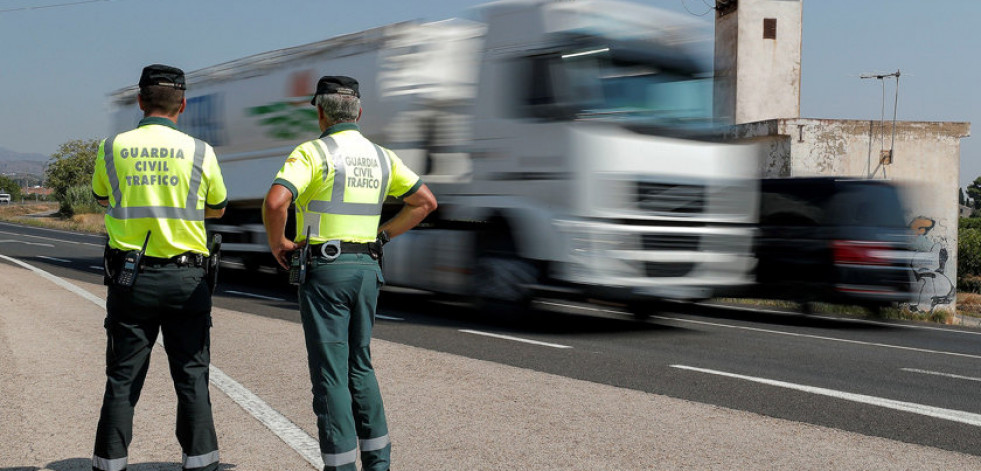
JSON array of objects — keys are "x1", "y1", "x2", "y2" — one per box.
[
  {"x1": 108, "y1": 248, "x2": 204, "y2": 268},
  {"x1": 308, "y1": 241, "x2": 378, "y2": 261}
]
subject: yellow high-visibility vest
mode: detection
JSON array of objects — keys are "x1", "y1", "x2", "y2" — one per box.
[
  {"x1": 273, "y1": 124, "x2": 420, "y2": 244},
  {"x1": 92, "y1": 117, "x2": 227, "y2": 257}
]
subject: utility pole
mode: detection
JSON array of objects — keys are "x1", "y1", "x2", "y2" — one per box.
[{"x1": 860, "y1": 70, "x2": 901, "y2": 178}]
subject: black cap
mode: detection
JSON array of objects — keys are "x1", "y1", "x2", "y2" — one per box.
[
  {"x1": 310, "y1": 75, "x2": 359, "y2": 105},
  {"x1": 139, "y1": 64, "x2": 186, "y2": 90}
]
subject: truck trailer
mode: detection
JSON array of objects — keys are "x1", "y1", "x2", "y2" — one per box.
[{"x1": 109, "y1": 0, "x2": 761, "y2": 313}]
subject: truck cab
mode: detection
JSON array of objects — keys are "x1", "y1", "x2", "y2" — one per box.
[{"x1": 383, "y1": 1, "x2": 760, "y2": 307}]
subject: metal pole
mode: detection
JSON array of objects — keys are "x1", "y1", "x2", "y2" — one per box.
[{"x1": 889, "y1": 70, "x2": 901, "y2": 163}]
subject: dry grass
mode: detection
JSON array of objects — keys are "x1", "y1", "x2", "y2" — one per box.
[
  {"x1": 956, "y1": 292, "x2": 981, "y2": 318},
  {"x1": 0, "y1": 202, "x2": 58, "y2": 218},
  {"x1": 0, "y1": 202, "x2": 106, "y2": 235}
]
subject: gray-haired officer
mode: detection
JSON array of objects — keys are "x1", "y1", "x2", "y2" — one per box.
[
  {"x1": 91, "y1": 64, "x2": 227, "y2": 471},
  {"x1": 262, "y1": 75, "x2": 437, "y2": 471}
]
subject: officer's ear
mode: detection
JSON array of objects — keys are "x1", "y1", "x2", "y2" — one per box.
[
  {"x1": 178, "y1": 97, "x2": 187, "y2": 115},
  {"x1": 137, "y1": 94, "x2": 146, "y2": 112},
  {"x1": 357, "y1": 107, "x2": 362, "y2": 122}
]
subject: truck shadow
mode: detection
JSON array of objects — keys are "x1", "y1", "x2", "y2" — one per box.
[{"x1": 377, "y1": 290, "x2": 679, "y2": 336}]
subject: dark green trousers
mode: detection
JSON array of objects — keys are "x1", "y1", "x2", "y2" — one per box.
[
  {"x1": 299, "y1": 253, "x2": 390, "y2": 471},
  {"x1": 93, "y1": 265, "x2": 219, "y2": 471}
]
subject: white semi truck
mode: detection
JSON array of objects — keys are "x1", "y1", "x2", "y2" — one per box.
[{"x1": 109, "y1": 0, "x2": 761, "y2": 312}]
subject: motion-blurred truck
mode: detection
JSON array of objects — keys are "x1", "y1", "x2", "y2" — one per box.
[{"x1": 109, "y1": 0, "x2": 761, "y2": 313}]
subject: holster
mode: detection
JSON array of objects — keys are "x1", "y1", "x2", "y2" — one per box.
[
  {"x1": 102, "y1": 244, "x2": 114, "y2": 286},
  {"x1": 205, "y1": 234, "x2": 222, "y2": 294}
]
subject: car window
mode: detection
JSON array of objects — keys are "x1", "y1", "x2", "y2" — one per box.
[{"x1": 826, "y1": 184, "x2": 907, "y2": 228}]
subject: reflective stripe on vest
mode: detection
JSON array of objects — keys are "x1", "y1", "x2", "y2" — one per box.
[
  {"x1": 306, "y1": 136, "x2": 391, "y2": 217},
  {"x1": 102, "y1": 135, "x2": 207, "y2": 221}
]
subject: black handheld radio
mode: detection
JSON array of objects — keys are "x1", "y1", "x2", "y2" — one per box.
[
  {"x1": 116, "y1": 231, "x2": 151, "y2": 288},
  {"x1": 288, "y1": 226, "x2": 311, "y2": 286}
]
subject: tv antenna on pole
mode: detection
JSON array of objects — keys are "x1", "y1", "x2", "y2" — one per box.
[{"x1": 860, "y1": 70, "x2": 900, "y2": 178}]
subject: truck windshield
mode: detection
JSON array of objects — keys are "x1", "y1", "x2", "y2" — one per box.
[{"x1": 524, "y1": 45, "x2": 715, "y2": 130}]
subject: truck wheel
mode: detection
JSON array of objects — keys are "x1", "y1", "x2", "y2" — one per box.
[{"x1": 472, "y1": 256, "x2": 539, "y2": 313}]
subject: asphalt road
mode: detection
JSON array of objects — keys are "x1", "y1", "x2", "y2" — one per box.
[{"x1": 2, "y1": 220, "x2": 980, "y2": 459}]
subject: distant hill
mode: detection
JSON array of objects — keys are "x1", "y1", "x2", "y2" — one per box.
[{"x1": 0, "y1": 147, "x2": 49, "y2": 177}]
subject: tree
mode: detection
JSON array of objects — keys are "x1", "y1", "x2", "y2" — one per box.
[
  {"x1": 967, "y1": 176, "x2": 981, "y2": 212},
  {"x1": 0, "y1": 175, "x2": 23, "y2": 201},
  {"x1": 960, "y1": 187, "x2": 966, "y2": 206},
  {"x1": 46, "y1": 138, "x2": 100, "y2": 216}
]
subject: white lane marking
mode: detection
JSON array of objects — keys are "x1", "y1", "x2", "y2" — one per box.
[
  {"x1": 0, "y1": 229, "x2": 103, "y2": 247},
  {"x1": 901, "y1": 368, "x2": 981, "y2": 383},
  {"x1": 0, "y1": 253, "x2": 322, "y2": 470},
  {"x1": 37, "y1": 255, "x2": 71, "y2": 263},
  {"x1": 209, "y1": 366, "x2": 323, "y2": 469},
  {"x1": 90, "y1": 265, "x2": 104, "y2": 271},
  {"x1": 0, "y1": 239, "x2": 55, "y2": 247},
  {"x1": 540, "y1": 300, "x2": 981, "y2": 360},
  {"x1": 224, "y1": 290, "x2": 285, "y2": 301},
  {"x1": 671, "y1": 365, "x2": 981, "y2": 427},
  {"x1": 459, "y1": 329, "x2": 572, "y2": 349},
  {"x1": 376, "y1": 314, "x2": 403, "y2": 321}
]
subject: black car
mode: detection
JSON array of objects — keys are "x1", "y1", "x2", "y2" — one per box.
[{"x1": 748, "y1": 177, "x2": 914, "y2": 311}]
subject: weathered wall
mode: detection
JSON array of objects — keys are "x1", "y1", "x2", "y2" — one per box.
[
  {"x1": 714, "y1": 0, "x2": 802, "y2": 124},
  {"x1": 732, "y1": 118, "x2": 971, "y2": 312}
]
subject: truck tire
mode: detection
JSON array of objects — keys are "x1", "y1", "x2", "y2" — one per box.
[{"x1": 472, "y1": 256, "x2": 539, "y2": 313}]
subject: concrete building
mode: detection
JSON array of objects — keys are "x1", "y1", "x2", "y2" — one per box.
[{"x1": 714, "y1": 0, "x2": 971, "y2": 312}]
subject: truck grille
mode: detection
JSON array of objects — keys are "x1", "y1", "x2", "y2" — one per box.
[
  {"x1": 644, "y1": 262, "x2": 695, "y2": 277},
  {"x1": 641, "y1": 234, "x2": 700, "y2": 251},
  {"x1": 636, "y1": 182, "x2": 705, "y2": 215}
]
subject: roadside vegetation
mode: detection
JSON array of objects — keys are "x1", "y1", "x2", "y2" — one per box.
[{"x1": 0, "y1": 201, "x2": 105, "y2": 234}]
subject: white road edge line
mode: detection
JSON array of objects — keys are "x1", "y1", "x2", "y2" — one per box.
[
  {"x1": 376, "y1": 314, "x2": 403, "y2": 321},
  {"x1": 37, "y1": 255, "x2": 71, "y2": 263},
  {"x1": 224, "y1": 290, "x2": 285, "y2": 301},
  {"x1": 901, "y1": 368, "x2": 981, "y2": 383},
  {"x1": 671, "y1": 364, "x2": 981, "y2": 428},
  {"x1": 0, "y1": 253, "x2": 324, "y2": 470},
  {"x1": 459, "y1": 329, "x2": 572, "y2": 349}
]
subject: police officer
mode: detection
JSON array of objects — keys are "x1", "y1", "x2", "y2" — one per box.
[
  {"x1": 91, "y1": 64, "x2": 228, "y2": 471},
  {"x1": 262, "y1": 75, "x2": 437, "y2": 471}
]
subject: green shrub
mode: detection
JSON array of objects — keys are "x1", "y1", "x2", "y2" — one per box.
[
  {"x1": 958, "y1": 275, "x2": 981, "y2": 293},
  {"x1": 60, "y1": 184, "x2": 104, "y2": 217},
  {"x1": 961, "y1": 217, "x2": 981, "y2": 231}
]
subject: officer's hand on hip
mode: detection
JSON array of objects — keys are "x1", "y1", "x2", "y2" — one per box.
[{"x1": 270, "y1": 238, "x2": 301, "y2": 270}]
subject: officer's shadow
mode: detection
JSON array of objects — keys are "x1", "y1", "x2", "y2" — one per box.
[{"x1": 0, "y1": 458, "x2": 237, "y2": 471}]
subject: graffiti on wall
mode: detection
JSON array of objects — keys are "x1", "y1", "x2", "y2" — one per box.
[{"x1": 908, "y1": 216, "x2": 955, "y2": 312}]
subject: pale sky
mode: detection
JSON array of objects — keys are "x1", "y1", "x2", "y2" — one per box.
[{"x1": 1, "y1": 0, "x2": 977, "y2": 186}]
